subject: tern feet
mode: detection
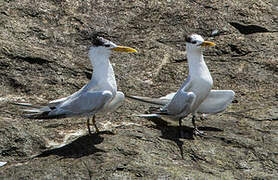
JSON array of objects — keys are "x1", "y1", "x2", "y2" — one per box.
[
  {"x1": 193, "y1": 127, "x2": 205, "y2": 137},
  {"x1": 192, "y1": 115, "x2": 206, "y2": 137},
  {"x1": 92, "y1": 116, "x2": 100, "y2": 133},
  {"x1": 178, "y1": 118, "x2": 186, "y2": 138},
  {"x1": 87, "y1": 115, "x2": 99, "y2": 135}
]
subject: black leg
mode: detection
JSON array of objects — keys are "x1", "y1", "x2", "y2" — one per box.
[
  {"x1": 192, "y1": 115, "x2": 197, "y2": 129},
  {"x1": 192, "y1": 115, "x2": 204, "y2": 136},
  {"x1": 179, "y1": 118, "x2": 185, "y2": 138},
  {"x1": 92, "y1": 115, "x2": 99, "y2": 133},
  {"x1": 87, "y1": 116, "x2": 92, "y2": 135}
]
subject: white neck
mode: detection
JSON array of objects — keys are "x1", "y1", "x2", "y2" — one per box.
[
  {"x1": 88, "y1": 47, "x2": 117, "y2": 91},
  {"x1": 186, "y1": 46, "x2": 210, "y2": 77}
]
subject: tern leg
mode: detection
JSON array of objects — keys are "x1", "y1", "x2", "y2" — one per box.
[
  {"x1": 179, "y1": 118, "x2": 185, "y2": 138},
  {"x1": 192, "y1": 115, "x2": 204, "y2": 136},
  {"x1": 92, "y1": 115, "x2": 99, "y2": 133},
  {"x1": 87, "y1": 116, "x2": 92, "y2": 135}
]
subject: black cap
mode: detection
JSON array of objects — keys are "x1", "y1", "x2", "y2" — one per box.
[
  {"x1": 91, "y1": 36, "x2": 108, "y2": 47},
  {"x1": 185, "y1": 34, "x2": 197, "y2": 44}
]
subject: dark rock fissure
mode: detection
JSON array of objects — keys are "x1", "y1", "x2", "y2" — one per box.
[{"x1": 229, "y1": 22, "x2": 270, "y2": 35}]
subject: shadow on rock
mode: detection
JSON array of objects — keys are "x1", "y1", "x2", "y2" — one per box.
[
  {"x1": 148, "y1": 117, "x2": 223, "y2": 139},
  {"x1": 36, "y1": 131, "x2": 113, "y2": 158},
  {"x1": 145, "y1": 117, "x2": 223, "y2": 159}
]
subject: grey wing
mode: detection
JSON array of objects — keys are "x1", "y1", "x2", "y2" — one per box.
[
  {"x1": 159, "y1": 75, "x2": 192, "y2": 102},
  {"x1": 102, "y1": 91, "x2": 125, "y2": 112},
  {"x1": 48, "y1": 97, "x2": 68, "y2": 108},
  {"x1": 125, "y1": 76, "x2": 192, "y2": 108},
  {"x1": 126, "y1": 76, "x2": 192, "y2": 106},
  {"x1": 163, "y1": 91, "x2": 196, "y2": 116},
  {"x1": 49, "y1": 90, "x2": 113, "y2": 116},
  {"x1": 179, "y1": 75, "x2": 192, "y2": 92},
  {"x1": 197, "y1": 90, "x2": 235, "y2": 114},
  {"x1": 162, "y1": 75, "x2": 194, "y2": 115},
  {"x1": 48, "y1": 84, "x2": 89, "y2": 108},
  {"x1": 159, "y1": 92, "x2": 176, "y2": 100}
]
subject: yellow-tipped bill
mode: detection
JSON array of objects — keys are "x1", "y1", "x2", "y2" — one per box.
[
  {"x1": 112, "y1": 46, "x2": 137, "y2": 53},
  {"x1": 200, "y1": 41, "x2": 216, "y2": 47}
]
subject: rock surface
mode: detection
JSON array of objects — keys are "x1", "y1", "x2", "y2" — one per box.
[{"x1": 0, "y1": 0, "x2": 278, "y2": 179}]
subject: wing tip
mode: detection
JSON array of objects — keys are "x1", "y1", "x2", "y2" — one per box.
[
  {"x1": 10, "y1": 102, "x2": 33, "y2": 106},
  {"x1": 136, "y1": 113, "x2": 161, "y2": 118}
]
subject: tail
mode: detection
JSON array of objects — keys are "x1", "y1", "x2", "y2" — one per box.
[
  {"x1": 125, "y1": 95, "x2": 168, "y2": 106},
  {"x1": 11, "y1": 102, "x2": 66, "y2": 119},
  {"x1": 125, "y1": 96, "x2": 170, "y2": 118},
  {"x1": 10, "y1": 102, "x2": 43, "y2": 109}
]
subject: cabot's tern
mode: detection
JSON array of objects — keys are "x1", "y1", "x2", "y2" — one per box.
[
  {"x1": 127, "y1": 34, "x2": 235, "y2": 136},
  {"x1": 14, "y1": 37, "x2": 137, "y2": 135}
]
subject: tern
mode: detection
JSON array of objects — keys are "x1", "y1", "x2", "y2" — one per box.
[
  {"x1": 14, "y1": 37, "x2": 137, "y2": 135},
  {"x1": 127, "y1": 34, "x2": 235, "y2": 136}
]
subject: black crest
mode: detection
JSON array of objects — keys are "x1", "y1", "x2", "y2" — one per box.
[
  {"x1": 79, "y1": 30, "x2": 110, "y2": 47},
  {"x1": 184, "y1": 34, "x2": 197, "y2": 44},
  {"x1": 91, "y1": 36, "x2": 106, "y2": 47},
  {"x1": 185, "y1": 35, "x2": 192, "y2": 43}
]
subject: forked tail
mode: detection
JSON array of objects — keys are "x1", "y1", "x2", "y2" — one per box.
[
  {"x1": 11, "y1": 102, "x2": 66, "y2": 119},
  {"x1": 125, "y1": 95, "x2": 168, "y2": 106}
]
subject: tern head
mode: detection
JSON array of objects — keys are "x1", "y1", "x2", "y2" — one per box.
[
  {"x1": 88, "y1": 36, "x2": 137, "y2": 66},
  {"x1": 185, "y1": 34, "x2": 216, "y2": 50},
  {"x1": 90, "y1": 37, "x2": 137, "y2": 53}
]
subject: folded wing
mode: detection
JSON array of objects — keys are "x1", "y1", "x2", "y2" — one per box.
[
  {"x1": 125, "y1": 76, "x2": 192, "y2": 107},
  {"x1": 15, "y1": 90, "x2": 113, "y2": 119},
  {"x1": 163, "y1": 91, "x2": 196, "y2": 116},
  {"x1": 49, "y1": 90, "x2": 113, "y2": 116}
]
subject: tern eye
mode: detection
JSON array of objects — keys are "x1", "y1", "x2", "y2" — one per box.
[
  {"x1": 191, "y1": 41, "x2": 197, "y2": 44},
  {"x1": 104, "y1": 44, "x2": 111, "y2": 47}
]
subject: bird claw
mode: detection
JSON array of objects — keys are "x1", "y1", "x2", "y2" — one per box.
[
  {"x1": 92, "y1": 116, "x2": 100, "y2": 134},
  {"x1": 193, "y1": 128, "x2": 205, "y2": 137},
  {"x1": 87, "y1": 124, "x2": 99, "y2": 135},
  {"x1": 94, "y1": 125, "x2": 100, "y2": 133},
  {"x1": 87, "y1": 116, "x2": 99, "y2": 135},
  {"x1": 87, "y1": 118, "x2": 92, "y2": 135}
]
